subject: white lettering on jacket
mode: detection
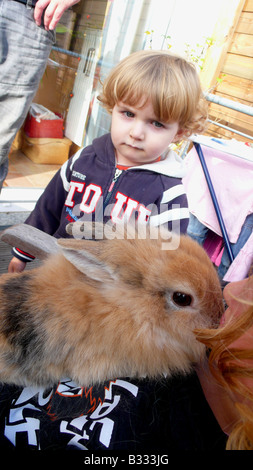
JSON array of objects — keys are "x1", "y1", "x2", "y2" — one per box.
[
  {"x1": 80, "y1": 184, "x2": 102, "y2": 214},
  {"x1": 65, "y1": 183, "x2": 152, "y2": 222}
]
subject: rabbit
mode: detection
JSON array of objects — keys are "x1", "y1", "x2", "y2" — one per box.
[{"x1": 0, "y1": 223, "x2": 223, "y2": 388}]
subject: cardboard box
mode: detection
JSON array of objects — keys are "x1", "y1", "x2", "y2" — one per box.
[
  {"x1": 22, "y1": 133, "x2": 72, "y2": 164},
  {"x1": 11, "y1": 130, "x2": 23, "y2": 150}
]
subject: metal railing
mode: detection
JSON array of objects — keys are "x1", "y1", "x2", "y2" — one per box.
[{"x1": 204, "y1": 92, "x2": 253, "y2": 141}]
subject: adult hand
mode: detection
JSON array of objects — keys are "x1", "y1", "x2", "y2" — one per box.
[{"x1": 34, "y1": 0, "x2": 80, "y2": 31}]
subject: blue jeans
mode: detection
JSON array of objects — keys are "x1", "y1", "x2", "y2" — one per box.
[
  {"x1": 187, "y1": 213, "x2": 209, "y2": 246},
  {"x1": 0, "y1": 0, "x2": 55, "y2": 190},
  {"x1": 218, "y1": 212, "x2": 253, "y2": 279},
  {"x1": 187, "y1": 212, "x2": 253, "y2": 280}
]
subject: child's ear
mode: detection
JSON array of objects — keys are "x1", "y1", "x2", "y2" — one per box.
[{"x1": 172, "y1": 128, "x2": 187, "y2": 142}]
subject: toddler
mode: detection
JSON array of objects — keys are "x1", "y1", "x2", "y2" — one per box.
[{"x1": 9, "y1": 49, "x2": 207, "y2": 272}]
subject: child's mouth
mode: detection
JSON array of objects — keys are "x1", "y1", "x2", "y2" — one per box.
[{"x1": 125, "y1": 143, "x2": 142, "y2": 150}]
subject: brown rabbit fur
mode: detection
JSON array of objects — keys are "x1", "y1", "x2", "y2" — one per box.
[{"x1": 0, "y1": 224, "x2": 223, "y2": 388}]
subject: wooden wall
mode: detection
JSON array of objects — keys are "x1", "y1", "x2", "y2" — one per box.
[{"x1": 202, "y1": 0, "x2": 253, "y2": 142}]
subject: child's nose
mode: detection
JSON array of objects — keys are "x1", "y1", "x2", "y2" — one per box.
[{"x1": 129, "y1": 121, "x2": 145, "y2": 140}]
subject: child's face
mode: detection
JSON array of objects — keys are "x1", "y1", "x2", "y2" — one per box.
[
  {"x1": 111, "y1": 100, "x2": 182, "y2": 166},
  {"x1": 222, "y1": 275, "x2": 253, "y2": 330},
  {"x1": 221, "y1": 275, "x2": 253, "y2": 404}
]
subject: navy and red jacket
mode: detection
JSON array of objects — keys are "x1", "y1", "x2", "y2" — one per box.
[{"x1": 13, "y1": 133, "x2": 189, "y2": 262}]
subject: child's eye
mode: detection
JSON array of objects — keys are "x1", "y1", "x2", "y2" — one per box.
[
  {"x1": 152, "y1": 120, "x2": 164, "y2": 128},
  {"x1": 124, "y1": 111, "x2": 135, "y2": 118}
]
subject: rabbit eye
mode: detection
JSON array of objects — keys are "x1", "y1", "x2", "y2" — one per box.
[{"x1": 172, "y1": 292, "x2": 192, "y2": 307}]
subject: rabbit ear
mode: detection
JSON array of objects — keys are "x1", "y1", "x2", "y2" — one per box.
[
  {"x1": 66, "y1": 221, "x2": 105, "y2": 240},
  {"x1": 57, "y1": 238, "x2": 116, "y2": 283}
]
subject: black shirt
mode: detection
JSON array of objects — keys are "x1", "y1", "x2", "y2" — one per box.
[{"x1": 0, "y1": 372, "x2": 227, "y2": 451}]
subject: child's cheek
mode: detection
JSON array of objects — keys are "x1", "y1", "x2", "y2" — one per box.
[{"x1": 228, "y1": 327, "x2": 253, "y2": 351}]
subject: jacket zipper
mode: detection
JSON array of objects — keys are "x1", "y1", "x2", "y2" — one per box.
[{"x1": 103, "y1": 168, "x2": 123, "y2": 209}]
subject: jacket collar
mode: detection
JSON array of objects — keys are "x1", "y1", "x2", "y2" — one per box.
[
  {"x1": 93, "y1": 134, "x2": 186, "y2": 178},
  {"x1": 129, "y1": 149, "x2": 187, "y2": 178}
]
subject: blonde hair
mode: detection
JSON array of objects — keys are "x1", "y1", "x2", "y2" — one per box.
[
  {"x1": 195, "y1": 278, "x2": 253, "y2": 450},
  {"x1": 98, "y1": 49, "x2": 207, "y2": 136}
]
